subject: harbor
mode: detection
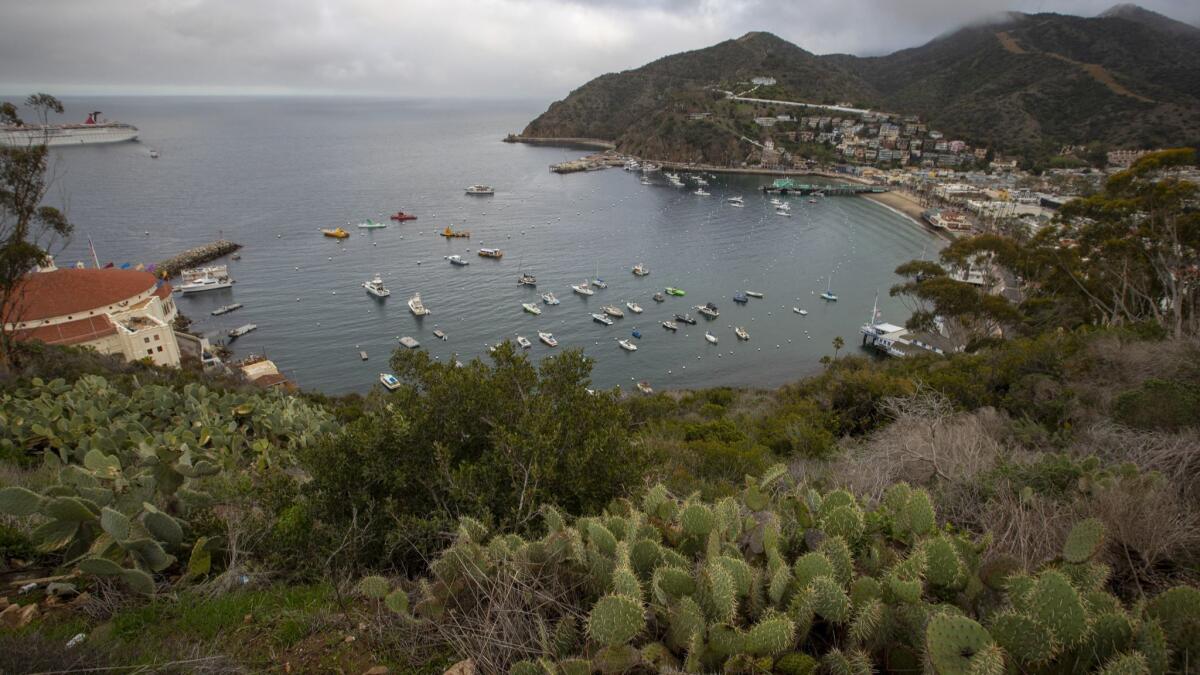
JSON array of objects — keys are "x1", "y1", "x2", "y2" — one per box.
[{"x1": 46, "y1": 97, "x2": 938, "y2": 394}]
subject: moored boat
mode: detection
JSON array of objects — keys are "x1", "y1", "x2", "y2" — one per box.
[
  {"x1": 478, "y1": 248, "x2": 503, "y2": 259},
  {"x1": 441, "y1": 226, "x2": 470, "y2": 238},
  {"x1": 821, "y1": 273, "x2": 838, "y2": 302},
  {"x1": 618, "y1": 339, "x2": 637, "y2": 351},
  {"x1": 704, "y1": 331, "x2": 719, "y2": 344},
  {"x1": 572, "y1": 282, "x2": 594, "y2": 296},
  {"x1": 357, "y1": 219, "x2": 387, "y2": 229},
  {"x1": 408, "y1": 293, "x2": 431, "y2": 316},
  {"x1": 592, "y1": 278, "x2": 608, "y2": 289},
  {"x1": 675, "y1": 313, "x2": 696, "y2": 325},
  {"x1": 653, "y1": 292, "x2": 666, "y2": 303},
  {"x1": 637, "y1": 381, "x2": 653, "y2": 394},
  {"x1": 522, "y1": 302, "x2": 542, "y2": 315},
  {"x1": 542, "y1": 292, "x2": 560, "y2": 305},
  {"x1": 465, "y1": 185, "x2": 495, "y2": 195},
  {"x1": 399, "y1": 336, "x2": 420, "y2": 349},
  {"x1": 626, "y1": 302, "x2": 643, "y2": 314},
  {"x1": 661, "y1": 320, "x2": 678, "y2": 331},
  {"x1": 697, "y1": 302, "x2": 720, "y2": 319},
  {"x1": 735, "y1": 327, "x2": 750, "y2": 340},
  {"x1": 794, "y1": 307, "x2": 808, "y2": 316},
  {"x1": 179, "y1": 265, "x2": 234, "y2": 294},
  {"x1": 516, "y1": 335, "x2": 532, "y2": 349},
  {"x1": 445, "y1": 255, "x2": 470, "y2": 266},
  {"x1": 518, "y1": 272, "x2": 537, "y2": 286},
  {"x1": 632, "y1": 263, "x2": 650, "y2": 276},
  {"x1": 745, "y1": 291, "x2": 764, "y2": 299},
  {"x1": 321, "y1": 227, "x2": 350, "y2": 239},
  {"x1": 539, "y1": 331, "x2": 558, "y2": 346},
  {"x1": 363, "y1": 274, "x2": 391, "y2": 298},
  {"x1": 433, "y1": 328, "x2": 448, "y2": 340},
  {"x1": 390, "y1": 211, "x2": 418, "y2": 221},
  {"x1": 592, "y1": 313, "x2": 614, "y2": 326},
  {"x1": 210, "y1": 303, "x2": 243, "y2": 316},
  {"x1": 602, "y1": 305, "x2": 624, "y2": 318},
  {"x1": 380, "y1": 373, "x2": 401, "y2": 391}
]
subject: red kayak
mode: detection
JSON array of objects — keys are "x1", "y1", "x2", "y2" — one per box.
[{"x1": 390, "y1": 211, "x2": 418, "y2": 221}]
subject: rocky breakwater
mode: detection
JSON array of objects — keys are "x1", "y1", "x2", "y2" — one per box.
[{"x1": 157, "y1": 240, "x2": 241, "y2": 278}]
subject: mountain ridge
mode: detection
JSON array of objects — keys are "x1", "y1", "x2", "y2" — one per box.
[{"x1": 521, "y1": 5, "x2": 1200, "y2": 165}]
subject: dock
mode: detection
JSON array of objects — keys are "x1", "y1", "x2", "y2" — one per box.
[{"x1": 157, "y1": 240, "x2": 241, "y2": 278}]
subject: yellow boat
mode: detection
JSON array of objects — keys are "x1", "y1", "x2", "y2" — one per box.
[
  {"x1": 322, "y1": 227, "x2": 350, "y2": 239},
  {"x1": 441, "y1": 226, "x2": 470, "y2": 238}
]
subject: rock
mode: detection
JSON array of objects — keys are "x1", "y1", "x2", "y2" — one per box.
[
  {"x1": 243, "y1": 613, "x2": 254, "y2": 624},
  {"x1": 66, "y1": 633, "x2": 86, "y2": 648},
  {"x1": 363, "y1": 667, "x2": 389, "y2": 675},
  {"x1": 17, "y1": 604, "x2": 38, "y2": 627},
  {"x1": 0, "y1": 597, "x2": 8, "y2": 611},
  {"x1": 444, "y1": 659, "x2": 476, "y2": 675},
  {"x1": 343, "y1": 635, "x2": 356, "y2": 643},
  {"x1": 0, "y1": 603, "x2": 20, "y2": 628}
]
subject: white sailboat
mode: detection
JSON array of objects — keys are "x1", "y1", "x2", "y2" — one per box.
[{"x1": 821, "y1": 273, "x2": 838, "y2": 302}]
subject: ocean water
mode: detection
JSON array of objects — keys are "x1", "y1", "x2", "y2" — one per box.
[{"x1": 42, "y1": 96, "x2": 940, "y2": 394}]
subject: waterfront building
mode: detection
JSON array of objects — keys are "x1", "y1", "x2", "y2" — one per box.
[{"x1": 3, "y1": 264, "x2": 188, "y2": 368}]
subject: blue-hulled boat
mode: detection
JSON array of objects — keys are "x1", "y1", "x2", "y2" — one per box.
[{"x1": 733, "y1": 292, "x2": 749, "y2": 304}]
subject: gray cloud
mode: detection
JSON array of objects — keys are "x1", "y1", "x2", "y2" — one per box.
[{"x1": 0, "y1": 0, "x2": 1196, "y2": 99}]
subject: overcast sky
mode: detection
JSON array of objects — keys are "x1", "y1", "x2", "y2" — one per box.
[{"x1": 1, "y1": 0, "x2": 1196, "y2": 100}]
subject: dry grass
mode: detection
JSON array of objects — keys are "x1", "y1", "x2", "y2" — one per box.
[
  {"x1": 820, "y1": 389, "x2": 1014, "y2": 502},
  {"x1": 1075, "y1": 336, "x2": 1200, "y2": 414}
]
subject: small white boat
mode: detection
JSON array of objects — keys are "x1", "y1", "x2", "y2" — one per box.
[
  {"x1": 380, "y1": 373, "x2": 401, "y2": 391},
  {"x1": 592, "y1": 313, "x2": 614, "y2": 325},
  {"x1": 794, "y1": 307, "x2": 808, "y2": 316},
  {"x1": 179, "y1": 266, "x2": 235, "y2": 294},
  {"x1": 728, "y1": 201, "x2": 744, "y2": 208},
  {"x1": 592, "y1": 278, "x2": 608, "y2": 289},
  {"x1": 516, "y1": 335, "x2": 532, "y2": 349},
  {"x1": 363, "y1": 274, "x2": 391, "y2": 298},
  {"x1": 776, "y1": 210, "x2": 792, "y2": 218},
  {"x1": 433, "y1": 328, "x2": 447, "y2": 340},
  {"x1": 705, "y1": 331, "x2": 719, "y2": 344},
  {"x1": 694, "y1": 189, "x2": 710, "y2": 196},
  {"x1": 602, "y1": 305, "x2": 624, "y2": 318},
  {"x1": 572, "y1": 282, "x2": 594, "y2": 296},
  {"x1": 626, "y1": 302, "x2": 643, "y2": 314},
  {"x1": 696, "y1": 303, "x2": 720, "y2": 318},
  {"x1": 637, "y1": 381, "x2": 653, "y2": 394},
  {"x1": 735, "y1": 327, "x2": 749, "y2": 340},
  {"x1": 661, "y1": 320, "x2": 678, "y2": 331},
  {"x1": 542, "y1": 292, "x2": 560, "y2": 305},
  {"x1": 632, "y1": 263, "x2": 649, "y2": 276},
  {"x1": 821, "y1": 273, "x2": 838, "y2": 302},
  {"x1": 357, "y1": 219, "x2": 388, "y2": 229},
  {"x1": 695, "y1": 177, "x2": 708, "y2": 186},
  {"x1": 149, "y1": 149, "x2": 159, "y2": 159},
  {"x1": 745, "y1": 291, "x2": 764, "y2": 299},
  {"x1": 446, "y1": 255, "x2": 469, "y2": 266},
  {"x1": 726, "y1": 196, "x2": 744, "y2": 205},
  {"x1": 408, "y1": 293, "x2": 431, "y2": 316},
  {"x1": 228, "y1": 324, "x2": 257, "y2": 338},
  {"x1": 624, "y1": 159, "x2": 640, "y2": 171},
  {"x1": 539, "y1": 332, "x2": 558, "y2": 347},
  {"x1": 641, "y1": 163, "x2": 661, "y2": 173},
  {"x1": 777, "y1": 202, "x2": 791, "y2": 211},
  {"x1": 518, "y1": 272, "x2": 537, "y2": 286},
  {"x1": 465, "y1": 184, "x2": 495, "y2": 195},
  {"x1": 618, "y1": 339, "x2": 637, "y2": 351},
  {"x1": 770, "y1": 198, "x2": 782, "y2": 206},
  {"x1": 522, "y1": 302, "x2": 542, "y2": 315}
]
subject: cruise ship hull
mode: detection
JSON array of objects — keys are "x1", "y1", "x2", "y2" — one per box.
[{"x1": 0, "y1": 124, "x2": 139, "y2": 147}]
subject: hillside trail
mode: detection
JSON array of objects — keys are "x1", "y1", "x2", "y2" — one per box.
[{"x1": 994, "y1": 30, "x2": 1155, "y2": 103}]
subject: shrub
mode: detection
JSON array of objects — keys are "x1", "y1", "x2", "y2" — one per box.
[{"x1": 1112, "y1": 379, "x2": 1200, "y2": 431}]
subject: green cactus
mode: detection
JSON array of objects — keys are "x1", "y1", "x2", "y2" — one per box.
[
  {"x1": 1135, "y1": 619, "x2": 1170, "y2": 675},
  {"x1": 612, "y1": 564, "x2": 642, "y2": 600},
  {"x1": 540, "y1": 504, "x2": 565, "y2": 534},
  {"x1": 925, "y1": 613, "x2": 994, "y2": 675},
  {"x1": 822, "y1": 505, "x2": 865, "y2": 542},
  {"x1": 903, "y1": 488, "x2": 936, "y2": 537},
  {"x1": 553, "y1": 658, "x2": 591, "y2": 675},
  {"x1": 1030, "y1": 570, "x2": 1089, "y2": 648},
  {"x1": 743, "y1": 613, "x2": 796, "y2": 657},
  {"x1": 849, "y1": 599, "x2": 883, "y2": 646},
  {"x1": 508, "y1": 660, "x2": 540, "y2": 675},
  {"x1": 793, "y1": 552, "x2": 834, "y2": 590},
  {"x1": 988, "y1": 611, "x2": 1056, "y2": 664},
  {"x1": 1063, "y1": 517, "x2": 1107, "y2": 563},
  {"x1": 849, "y1": 576, "x2": 883, "y2": 610},
  {"x1": 587, "y1": 521, "x2": 618, "y2": 557},
  {"x1": 819, "y1": 536, "x2": 855, "y2": 587},
  {"x1": 1145, "y1": 585, "x2": 1200, "y2": 667},
  {"x1": 707, "y1": 622, "x2": 745, "y2": 660},
  {"x1": 357, "y1": 575, "x2": 390, "y2": 599},
  {"x1": 680, "y1": 502, "x2": 715, "y2": 538},
  {"x1": 924, "y1": 535, "x2": 964, "y2": 590},
  {"x1": 592, "y1": 645, "x2": 641, "y2": 674},
  {"x1": 1089, "y1": 612, "x2": 1136, "y2": 667},
  {"x1": 652, "y1": 565, "x2": 696, "y2": 604},
  {"x1": 768, "y1": 563, "x2": 793, "y2": 608},
  {"x1": 683, "y1": 629, "x2": 705, "y2": 674},
  {"x1": 809, "y1": 576, "x2": 851, "y2": 623},
  {"x1": 642, "y1": 483, "x2": 675, "y2": 521},
  {"x1": 639, "y1": 642, "x2": 678, "y2": 671},
  {"x1": 1097, "y1": 652, "x2": 1150, "y2": 675},
  {"x1": 667, "y1": 596, "x2": 706, "y2": 652},
  {"x1": 384, "y1": 588, "x2": 409, "y2": 615},
  {"x1": 629, "y1": 538, "x2": 660, "y2": 578},
  {"x1": 698, "y1": 560, "x2": 738, "y2": 623},
  {"x1": 716, "y1": 555, "x2": 753, "y2": 597},
  {"x1": 587, "y1": 593, "x2": 645, "y2": 647},
  {"x1": 967, "y1": 644, "x2": 1005, "y2": 675},
  {"x1": 774, "y1": 652, "x2": 817, "y2": 675}
]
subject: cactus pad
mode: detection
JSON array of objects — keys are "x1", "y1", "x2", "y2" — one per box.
[
  {"x1": 925, "y1": 613, "x2": 994, "y2": 675},
  {"x1": 587, "y1": 593, "x2": 645, "y2": 647},
  {"x1": 745, "y1": 614, "x2": 796, "y2": 657},
  {"x1": 1062, "y1": 518, "x2": 1106, "y2": 564}
]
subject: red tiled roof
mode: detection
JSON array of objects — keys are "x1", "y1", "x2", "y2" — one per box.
[
  {"x1": 153, "y1": 282, "x2": 174, "y2": 299},
  {"x1": 12, "y1": 315, "x2": 117, "y2": 346},
  {"x1": 3, "y1": 269, "x2": 159, "y2": 322}
]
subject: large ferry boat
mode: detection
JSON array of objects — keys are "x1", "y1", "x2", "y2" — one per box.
[
  {"x1": 0, "y1": 111, "x2": 138, "y2": 147},
  {"x1": 178, "y1": 266, "x2": 234, "y2": 294}
]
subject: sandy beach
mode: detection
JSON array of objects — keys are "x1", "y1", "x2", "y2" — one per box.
[{"x1": 859, "y1": 190, "x2": 953, "y2": 240}]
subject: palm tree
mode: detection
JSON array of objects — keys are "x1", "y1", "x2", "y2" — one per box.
[{"x1": 832, "y1": 335, "x2": 845, "y2": 360}]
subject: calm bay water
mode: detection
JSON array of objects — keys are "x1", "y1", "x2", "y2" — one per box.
[{"x1": 44, "y1": 96, "x2": 940, "y2": 394}]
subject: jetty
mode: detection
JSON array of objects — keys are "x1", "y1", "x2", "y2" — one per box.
[
  {"x1": 761, "y1": 178, "x2": 886, "y2": 196},
  {"x1": 157, "y1": 240, "x2": 241, "y2": 278},
  {"x1": 504, "y1": 134, "x2": 616, "y2": 150}
]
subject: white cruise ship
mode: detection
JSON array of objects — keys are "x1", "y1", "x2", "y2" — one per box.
[
  {"x1": 178, "y1": 265, "x2": 234, "y2": 294},
  {"x1": 1, "y1": 111, "x2": 138, "y2": 147}
]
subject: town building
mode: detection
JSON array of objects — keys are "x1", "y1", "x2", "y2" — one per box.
[{"x1": 3, "y1": 264, "x2": 188, "y2": 367}]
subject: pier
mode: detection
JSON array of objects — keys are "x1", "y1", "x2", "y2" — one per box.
[
  {"x1": 157, "y1": 240, "x2": 241, "y2": 278},
  {"x1": 504, "y1": 134, "x2": 616, "y2": 150}
]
